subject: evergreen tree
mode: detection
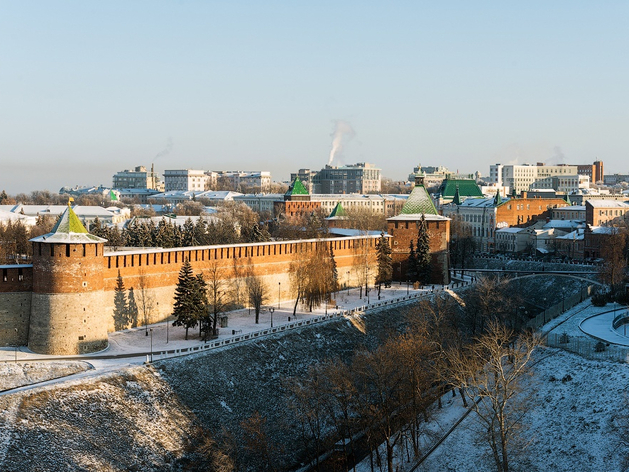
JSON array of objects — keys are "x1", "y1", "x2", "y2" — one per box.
[
  {"x1": 106, "y1": 226, "x2": 125, "y2": 250},
  {"x1": 194, "y1": 218, "x2": 209, "y2": 245},
  {"x1": 155, "y1": 219, "x2": 175, "y2": 248},
  {"x1": 0, "y1": 190, "x2": 8, "y2": 204},
  {"x1": 182, "y1": 218, "x2": 198, "y2": 247},
  {"x1": 193, "y1": 273, "x2": 209, "y2": 337},
  {"x1": 113, "y1": 271, "x2": 129, "y2": 331},
  {"x1": 406, "y1": 240, "x2": 418, "y2": 283},
  {"x1": 376, "y1": 232, "x2": 393, "y2": 294},
  {"x1": 416, "y1": 216, "x2": 431, "y2": 284},
  {"x1": 91, "y1": 216, "x2": 102, "y2": 235},
  {"x1": 172, "y1": 259, "x2": 199, "y2": 340}
]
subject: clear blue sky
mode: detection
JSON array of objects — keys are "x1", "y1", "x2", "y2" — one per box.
[{"x1": 1, "y1": 1, "x2": 628, "y2": 194}]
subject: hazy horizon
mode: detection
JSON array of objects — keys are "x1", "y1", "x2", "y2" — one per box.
[{"x1": 2, "y1": 1, "x2": 628, "y2": 194}]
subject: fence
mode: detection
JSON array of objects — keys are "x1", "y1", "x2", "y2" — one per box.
[
  {"x1": 527, "y1": 286, "x2": 594, "y2": 330},
  {"x1": 546, "y1": 332, "x2": 629, "y2": 363}
]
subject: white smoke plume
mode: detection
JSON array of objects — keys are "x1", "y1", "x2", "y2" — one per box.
[
  {"x1": 328, "y1": 120, "x2": 355, "y2": 166},
  {"x1": 546, "y1": 146, "x2": 566, "y2": 165},
  {"x1": 154, "y1": 137, "x2": 173, "y2": 161}
]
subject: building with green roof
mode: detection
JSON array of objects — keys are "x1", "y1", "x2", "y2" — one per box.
[{"x1": 438, "y1": 179, "x2": 483, "y2": 204}]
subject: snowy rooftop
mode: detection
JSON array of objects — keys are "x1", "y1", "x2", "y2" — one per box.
[{"x1": 586, "y1": 199, "x2": 629, "y2": 208}]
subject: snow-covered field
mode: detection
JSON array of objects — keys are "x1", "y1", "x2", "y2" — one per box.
[{"x1": 357, "y1": 301, "x2": 629, "y2": 472}]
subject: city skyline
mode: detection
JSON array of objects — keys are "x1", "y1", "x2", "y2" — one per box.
[{"x1": 2, "y1": 1, "x2": 628, "y2": 194}]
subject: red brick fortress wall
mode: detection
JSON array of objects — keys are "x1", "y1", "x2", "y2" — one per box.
[
  {"x1": 0, "y1": 265, "x2": 33, "y2": 347},
  {"x1": 102, "y1": 236, "x2": 379, "y2": 330}
]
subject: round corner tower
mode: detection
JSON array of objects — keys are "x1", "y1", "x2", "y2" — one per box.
[{"x1": 29, "y1": 205, "x2": 108, "y2": 355}]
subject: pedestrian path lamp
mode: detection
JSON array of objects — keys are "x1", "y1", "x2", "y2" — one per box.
[
  {"x1": 149, "y1": 328, "x2": 153, "y2": 363},
  {"x1": 269, "y1": 307, "x2": 275, "y2": 328}
]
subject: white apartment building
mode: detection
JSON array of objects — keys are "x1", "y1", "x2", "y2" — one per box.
[
  {"x1": 163, "y1": 169, "x2": 209, "y2": 192},
  {"x1": 490, "y1": 164, "x2": 579, "y2": 194}
]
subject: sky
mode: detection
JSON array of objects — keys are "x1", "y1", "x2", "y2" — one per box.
[{"x1": 1, "y1": 1, "x2": 628, "y2": 194}]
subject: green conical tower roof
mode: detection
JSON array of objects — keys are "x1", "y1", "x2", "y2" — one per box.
[
  {"x1": 328, "y1": 202, "x2": 347, "y2": 218},
  {"x1": 285, "y1": 177, "x2": 309, "y2": 197},
  {"x1": 564, "y1": 194, "x2": 572, "y2": 205},
  {"x1": 399, "y1": 180, "x2": 438, "y2": 215},
  {"x1": 30, "y1": 204, "x2": 107, "y2": 243}
]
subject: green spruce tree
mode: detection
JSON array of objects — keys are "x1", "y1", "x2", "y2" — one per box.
[
  {"x1": 416, "y1": 215, "x2": 432, "y2": 285},
  {"x1": 113, "y1": 271, "x2": 129, "y2": 331},
  {"x1": 172, "y1": 259, "x2": 199, "y2": 340}
]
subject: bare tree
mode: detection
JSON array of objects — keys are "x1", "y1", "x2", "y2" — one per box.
[
  {"x1": 599, "y1": 227, "x2": 628, "y2": 296},
  {"x1": 246, "y1": 273, "x2": 268, "y2": 324},
  {"x1": 203, "y1": 262, "x2": 231, "y2": 339},
  {"x1": 241, "y1": 411, "x2": 279, "y2": 472},
  {"x1": 137, "y1": 269, "x2": 156, "y2": 336},
  {"x1": 447, "y1": 322, "x2": 541, "y2": 472},
  {"x1": 352, "y1": 235, "x2": 376, "y2": 299}
]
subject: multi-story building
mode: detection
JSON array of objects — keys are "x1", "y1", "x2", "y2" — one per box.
[
  {"x1": 214, "y1": 171, "x2": 272, "y2": 192},
  {"x1": 585, "y1": 200, "x2": 629, "y2": 226},
  {"x1": 444, "y1": 192, "x2": 569, "y2": 252},
  {"x1": 490, "y1": 163, "x2": 580, "y2": 194},
  {"x1": 163, "y1": 169, "x2": 209, "y2": 192},
  {"x1": 577, "y1": 161, "x2": 604, "y2": 184},
  {"x1": 603, "y1": 174, "x2": 629, "y2": 186},
  {"x1": 312, "y1": 163, "x2": 381, "y2": 194},
  {"x1": 290, "y1": 169, "x2": 317, "y2": 194},
  {"x1": 112, "y1": 165, "x2": 163, "y2": 191},
  {"x1": 552, "y1": 205, "x2": 586, "y2": 221}
]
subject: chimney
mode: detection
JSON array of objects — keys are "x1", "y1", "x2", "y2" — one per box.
[{"x1": 521, "y1": 191, "x2": 527, "y2": 199}]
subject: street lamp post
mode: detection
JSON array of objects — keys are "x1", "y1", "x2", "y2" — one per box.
[
  {"x1": 14, "y1": 328, "x2": 18, "y2": 363},
  {"x1": 543, "y1": 297, "x2": 547, "y2": 324},
  {"x1": 269, "y1": 307, "x2": 275, "y2": 328},
  {"x1": 407, "y1": 279, "x2": 410, "y2": 295},
  {"x1": 166, "y1": 316, "x2": 169, "y2": 343},
  {"x1": 278, "y1": 282, "x2": 281, "y2": 309},
  {"x1": 149, "y1": 328, "x2": 153, "y2": 363}
]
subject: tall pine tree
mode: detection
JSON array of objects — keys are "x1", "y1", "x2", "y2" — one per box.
[
  {"x1": 376, "y1": 232, "x2": 393, "y2": 295},
  {"x1": 172, "y1": 259, "x2": 199, "y2": 340},
  {"x1": 113, "y1": 270, "x2": 129, "y2": 331},
  {"x1": 416, "y1": 215, "x2": 432, "y2": 284}
]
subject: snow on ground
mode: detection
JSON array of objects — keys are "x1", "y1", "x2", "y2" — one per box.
[
  {"x1": 0, "y1": 360, "x2": 91, "y2": 391},
  {"x1": 414, "y1": 347, "x2": 629, "y2": 472},
  {"x1": 354, "y1": 300, "x2": 629, "y2": 472}
]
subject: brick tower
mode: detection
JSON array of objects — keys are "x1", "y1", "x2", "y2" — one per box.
[{"x1": 29, "y1": 204, "x2": 108, "y2": 355}]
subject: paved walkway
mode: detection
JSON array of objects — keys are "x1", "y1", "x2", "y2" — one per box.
[
  {"x1": 579, "y1": 305, "x2": 629, "y2": 346},
  {"x1": 0, "y1": 280, "x2": 470, "y2": 366}
]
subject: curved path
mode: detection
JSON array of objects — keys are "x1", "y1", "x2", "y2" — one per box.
[{"x1": 579, "y1": 306, "x2": 629, "y2": 346}]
